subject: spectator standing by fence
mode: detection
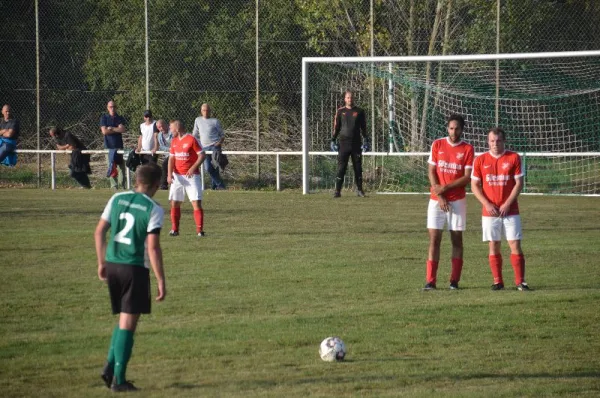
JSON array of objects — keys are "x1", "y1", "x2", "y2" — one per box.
[
  {"x1": 100, "y1": 101, "x2": 127, "y2": 190},
  {"x1": 137, "y1": 110, "x2": 158, "y2": 164},
  {"x1": 0, "y1": 104, "x2": 19, "y2": 166},
  {"x1": 156, "y1": 119, "x2": 172, "y2": 190},
  {"x1": 193, "y1": 103, "x2": 226, "y2": 190},
  {"x1": 49, "y1": 127, "x2": 92, "y2": 189}
]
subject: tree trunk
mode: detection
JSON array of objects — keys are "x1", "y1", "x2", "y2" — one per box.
[
  {"x1": 418, "y1": 0, "x2": 445, "y2": 151},
  {"x1": 408, "y1": 0, "x2": 419, "y2": 151},
  {"x1": 434, "y1": 0, "x2": 452, "y2": 110}
]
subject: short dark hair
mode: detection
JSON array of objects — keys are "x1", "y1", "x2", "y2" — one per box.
[
  {"x1": 49, "y1": 126, "x2": 63, "y2": 136},
  {"x1": 344, "y1": 89, "x2": 353, "y2": 96},
  {"x1": 136, "y1": 163, "x2": 162, "y2": 187},
  {"x1": 489, "y1": 127, "x2": 506, "y2": 140},
  {"x1": 169, "y1": 119, "x2": 185, "y2": 131},
  {"x1": 170, "y1": 119, "x2": 184, "y2": 130},
  {"x1": 447, "y1": 114, "x2": 465, "y2": 129}
]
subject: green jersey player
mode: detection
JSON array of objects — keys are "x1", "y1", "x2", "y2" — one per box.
[{"x1": 94, "y1": 163, "x2": 166, "y2": 392}]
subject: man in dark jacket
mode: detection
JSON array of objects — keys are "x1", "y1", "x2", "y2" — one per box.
[
  {"x1": 100, "y1": 100, "x2": 127, "y2": 190},
  {"x1": 50, "y1": 127, "x2": 92, "y2": 189}
]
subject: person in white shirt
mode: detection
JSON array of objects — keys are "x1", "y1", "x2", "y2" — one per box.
[
  {"x1": 137, "y1": 110, "x2": 158, "y2": 164},
  {"x1": 192, "y1": 103, "x2": 226, "y2": 190}
]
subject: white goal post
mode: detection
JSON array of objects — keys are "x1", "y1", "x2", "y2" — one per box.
[{"x1": 302, "y1": 51, "x2": 600, "y2": 195}]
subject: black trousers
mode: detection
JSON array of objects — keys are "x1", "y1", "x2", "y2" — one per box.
[
  {"x1": 335, "y1": 146, "x2": 363, "y2": 192},
  {"x1": 71, "y1": 170, "x2": 91, "y2": 188},
  {"x1": 160, "y1": 156, "x2": 169, "y2": 189},
  {"x1": 140, "y1": 154, "x2": 157, "y2": 165}
]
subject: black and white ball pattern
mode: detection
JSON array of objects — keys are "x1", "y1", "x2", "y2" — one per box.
[{"x1": 319, "y1": 336, "x2": 347, "y2": 362}]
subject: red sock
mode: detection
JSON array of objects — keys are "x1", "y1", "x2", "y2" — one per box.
[
  {"x1": 170, "y1": 207, "x2": 181, "y2": 232},
  {"x1": 426, "y1": 260, "x2": 439, "y2": 284},
  {"x1": 489, "y1": 254, "x2": 503, "y2": 284},
  {"x1": 194, "y1": 209, "x2": 204, "y2": 233},
  {"x1": 110, "y1": 163, "x2": 118, "y2": 178},
  {"x1": 450, "y1": 258, "x2": 463, "y2": 283},
  {"x1": 510, "y1": 254, "x2": 525, "y2": 285}
]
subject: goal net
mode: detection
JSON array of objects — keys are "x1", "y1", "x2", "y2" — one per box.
[{"x1": 301, "y1": 52, "x2": 600, "y2": 196}]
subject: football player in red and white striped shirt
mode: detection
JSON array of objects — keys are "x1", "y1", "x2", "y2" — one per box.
[
  {"x1": 167, "y1": 120, "x2": 206, "y2": 237},
  {"x1": 471, "y1": 127, "x2": 530, "y2": 291},
  {"x1": 424, "y1": 114, "x2": 474, "y2": 290}
]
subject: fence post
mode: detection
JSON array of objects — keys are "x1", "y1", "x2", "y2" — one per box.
[
  {"x1": 51, "y1": 152, "x2": 56, "y2": 190},
  {"x1": 276, "y1": 153, "x2": 280, "y2": 191},
  {"x1": 145, "y1": 0, "x2": 150, "y2": 110},
  {"x1": 35, "y1": 0, "x2": 41, "y2": 188},
  {"x1": 255, "y1": 0, "x2": 260, "y2": 179},
  {"x1": 496, "y1": 0, "x2": 500, "y2": 125}
]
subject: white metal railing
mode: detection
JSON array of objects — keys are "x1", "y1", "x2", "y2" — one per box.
[
  {"x1": 15, "y1": 148, "x2": 428, "y2": 191},
  {"x1": 15, "y1": 149, "x2": 309, "y2": 191},
  {"x1": 16, "y1": 149, "x2": 433, "y2": 191},
  {"x1": 12, "y1": 149, "x2": 600, "y2": 192}
]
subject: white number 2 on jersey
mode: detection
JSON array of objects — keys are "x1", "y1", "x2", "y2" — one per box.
[{"x1": 114, "y1": 212, "x2": 135, "y2": 245}]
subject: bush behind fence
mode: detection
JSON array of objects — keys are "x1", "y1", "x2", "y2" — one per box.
[{"x1": 2, "y1": 1, "x2": 600, "y2": 190}]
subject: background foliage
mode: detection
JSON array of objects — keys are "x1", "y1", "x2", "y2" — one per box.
[{"x1": 2, "y1": 0, "x2": 600, "y2": 152}]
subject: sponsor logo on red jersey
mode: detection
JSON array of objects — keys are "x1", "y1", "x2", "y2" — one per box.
[
  {"x1": 472, "y1": 151, "x2": 523, "y2": 216},
  {"x1": 170, "y1": 134, "x2": 202, "y2": 175},
  {"x1": 428, "y1": 137, "x2": 474, "y2": 201}
]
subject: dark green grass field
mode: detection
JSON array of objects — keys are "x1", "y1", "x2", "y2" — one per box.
[{"x1": 1, "y1": 189, "x2": 599, "y2": 397}]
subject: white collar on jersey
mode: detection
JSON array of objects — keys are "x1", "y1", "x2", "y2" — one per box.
[
  {"x1": 488, "y1": 150, "x2": 506, "y2": 159},
  {"x1": 445, "y1": 137, "x2": 463, "y2": 147}
]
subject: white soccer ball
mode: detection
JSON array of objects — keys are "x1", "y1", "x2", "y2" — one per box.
[{"x1": 319, "y1": 336, "x2": 347, "y2": 362}]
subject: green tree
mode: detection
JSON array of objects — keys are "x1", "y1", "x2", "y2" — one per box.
[{"x1": 295, "y1": 0, "x2": 389, "y2": 56}]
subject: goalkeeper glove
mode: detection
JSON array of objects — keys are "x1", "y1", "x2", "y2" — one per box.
[
  {"x1": 361, "y1": 140, "x2": 371, "y2": 152},
  {"x1": 330, "y1": 140, "x2": 339, "y2": 152}
]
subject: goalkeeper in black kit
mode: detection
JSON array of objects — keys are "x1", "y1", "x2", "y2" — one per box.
[{"x1": 331, "y1": 90, "x2": 369, "y2": 198}]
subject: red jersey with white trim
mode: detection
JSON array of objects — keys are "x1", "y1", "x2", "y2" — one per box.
[
  {"x1": 472, "y1": 150, "x2": 524, "y2": 216},
  {"x1": 170, "y1": 133, "x2": 202, "y2": 175},
  {"x1": 428, "y1": 137, "x2": 474, "y2": 201}
]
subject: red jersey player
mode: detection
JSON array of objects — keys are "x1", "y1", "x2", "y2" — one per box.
[
  {"x1": 424, "y1": 115, "x2": 474, "y2": 291},
  {"x1": 471, "y1": 127, "x2": 530, "y2": 291},
  {"x1": 167, "y1": 120, "x2": 207, "y2": 237}
]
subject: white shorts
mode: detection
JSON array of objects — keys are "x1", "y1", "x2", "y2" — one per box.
[
  {"x1": 481, "y1": 215, "x2": 522, "y2": 241},
  {"x1": 426, "y1": 198, "x2": 467, "y2": 231},
  {"x1": 169, "y1": 173, "x2": 203, "y2": 202}
]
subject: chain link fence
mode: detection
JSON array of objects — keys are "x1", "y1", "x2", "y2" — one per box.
[{"x1": 2, "y1": 0, "x2": 600, "y2": 189}]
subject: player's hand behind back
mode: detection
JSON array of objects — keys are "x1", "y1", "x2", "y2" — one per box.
[
  {"x1": 361, "y1": 140, "x2": 370, "y2": 152},
  {"x1": 330, "y1": 140, "x2": 339, "y2": 152}
]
